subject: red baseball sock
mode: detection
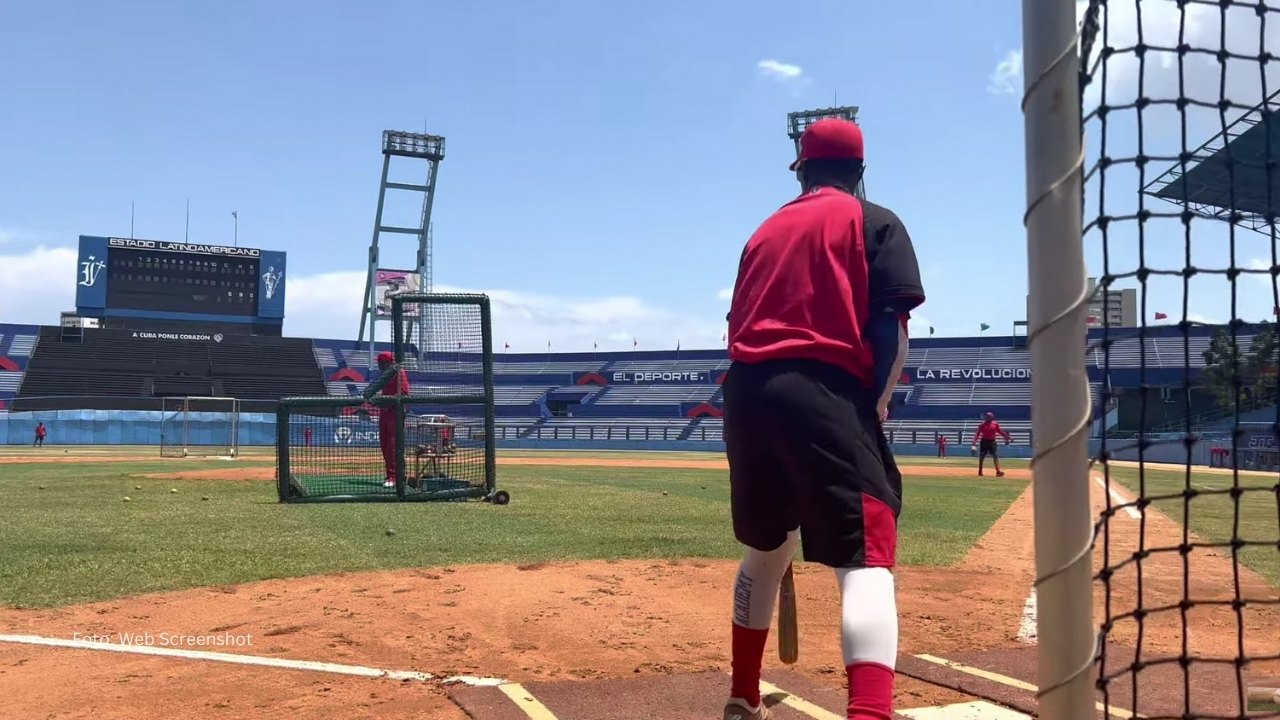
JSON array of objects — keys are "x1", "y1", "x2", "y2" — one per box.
[
  {"x1": 847, "y1": 661, "x2": 894, "y2": 720},
  {"x1": 730, "y1": 624, "x2": 769, "y2": 707}
]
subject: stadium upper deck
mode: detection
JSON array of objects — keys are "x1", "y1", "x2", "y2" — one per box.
[{"x1": 0, "y1": 321, "x2": 1258, "y2": 444}]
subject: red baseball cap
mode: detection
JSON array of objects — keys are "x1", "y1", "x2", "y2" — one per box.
[
  {"x1": 789, "y1": 118, "x2": 865, "y2": 171},
  {"x1": 377, "y1": 351, "x2": 394, "y2": 363}
]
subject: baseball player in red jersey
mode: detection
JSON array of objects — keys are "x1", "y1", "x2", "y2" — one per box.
[
  {"x1": 723, "y1": 118, "x2": 925, "y2": 720},
  {"x1": 971, "y1": 412, "x2": 1012, "y2": 477},
  {"x1": 936, "y1": 433, "x2": 947, "y2": 458},
  {"x1": 374, "y1": 351, "x2": 411, "y2": 488}
]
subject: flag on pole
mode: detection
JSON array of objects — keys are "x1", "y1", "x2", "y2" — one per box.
[
  {"x1": 633, "y1": 338, "x2": 638, "y2": 349},
  {"x1": 547, "y1": 340, "x2": 551, "y2": 351},
  {"x1": 722, "y1": 332, "x2": 727, "y2": 343},
  {"x1": 676, "y1": 340, "x2": 680, "y2": 351},
  {"x1": 979, "y1": 323, "x2": 990, "y2": 332},
  {"x1": 929, "y1": 327, "x2": 935, "y2": 336},
  {"x1": 593, "y1": 341, "x2": 598, "y2": 350},
  {"x1": 1154, "y1": 312, "x2": 1168, "y2": 320},
  {"x1": 456, "y1": 341, "x2": 462, "y2": 350},
  {"x1": 504, "y1": 342, "x2": 510, "y2": 351}
]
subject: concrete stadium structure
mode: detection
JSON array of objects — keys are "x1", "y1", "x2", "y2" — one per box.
[{"x1": 2, "y1": 320, "x2": 1273, "y2": 467}]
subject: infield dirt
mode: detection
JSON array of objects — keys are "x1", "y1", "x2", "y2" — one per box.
[{"x1": 0, "y1": 454, "x2": 1272, "y2": 720}]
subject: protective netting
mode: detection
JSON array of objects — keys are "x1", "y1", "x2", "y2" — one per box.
[
  {"x1": 1081, "y1": 1, "x2": 1280, "y2": 717},
  {"x1": 160, "y1": 396, "x2": 240, "y2": 458},
  {"x1": 277, "y1": 293, "x2": 497, "y2": 503},
  {"x1": 395, "y1": 295, "x2": 493, "y2": 496},
  {"x1": 282, "y1": 403, "x2": 392, "y2": 498}
]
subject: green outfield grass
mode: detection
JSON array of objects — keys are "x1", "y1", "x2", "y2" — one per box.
[
  {"x1": 1107, "y1": 467, "x2": 1279, "y2": 586},
  {"x1": 0, "y1": 453, "x2": 1026, "y2": 608}
]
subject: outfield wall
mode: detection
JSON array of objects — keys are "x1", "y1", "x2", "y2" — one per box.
[
  {"x1": 0, "y1": 409, "x2": 1039, "y2": 458},
  {"x1": 9, "y1": 410, "x2": 1274, "y2": 468}
]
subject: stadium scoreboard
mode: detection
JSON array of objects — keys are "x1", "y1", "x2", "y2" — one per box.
[{"x1": 75, "y1": 235, "x2": 287, "y2": 331}]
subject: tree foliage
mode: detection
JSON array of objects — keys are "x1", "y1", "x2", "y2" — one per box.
[{"x1": 1201, "y1": 322, "x2": 1278, "y2": 410}]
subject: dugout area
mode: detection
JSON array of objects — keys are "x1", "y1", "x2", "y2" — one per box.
[{"x1": 275, "y1": 293, "x2": 507, "y2": 505}]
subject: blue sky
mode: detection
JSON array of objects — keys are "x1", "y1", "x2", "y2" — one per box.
[{"x1": 0, "y1": 1, "x2": 1275, "y2": 351}]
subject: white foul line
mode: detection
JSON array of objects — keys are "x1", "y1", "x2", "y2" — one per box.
[
  {"x1": 0, "y1": 633, "x2": 440, "y2": 682},
  {"x1": 1015, "y1": 588, "x2": 1038, "y2": 644},
  {"x1": 1093, "y1": 475, "x2": 1142, "y2": 520}
]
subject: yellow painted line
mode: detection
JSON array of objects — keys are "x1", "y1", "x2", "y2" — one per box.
[
  {"x1": 759, "y1": 680, "x2": 844, "y2": 720},
  {"x1": 497, "y1": 683, "x2": 560, "y2": 720},
  {"x1": 914, "y1": 654, "x2": 1140, "y2": 719}
]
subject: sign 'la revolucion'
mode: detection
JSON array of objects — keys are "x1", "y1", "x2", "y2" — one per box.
[
  {"x1": 108, "y1": 237, "x2": 260, "y2": 258},
  {"x1": 916, "y1": 368, "x2": 1032, "y2": 380}
]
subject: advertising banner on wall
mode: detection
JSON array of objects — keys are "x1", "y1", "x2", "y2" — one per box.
[{"x1": 375, "y1": 269, "x2": 422, "y2": 317}]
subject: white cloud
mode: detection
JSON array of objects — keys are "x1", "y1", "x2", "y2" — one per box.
[
  {"x1": 0, "y1": 245, "x2": 78, "y2": 324},
  {"x1": 717, "y1": 287, "x2": 733, "y2": 301},
  {"x1": 987, "y1": 49, "x2": 1022, "y2": 96},
  {"x1": 249, "y1": 269, "x2": 732, "y2": 351},
  {"x1": 757, "y1": 59, "x2": 806, "y2": 86}
]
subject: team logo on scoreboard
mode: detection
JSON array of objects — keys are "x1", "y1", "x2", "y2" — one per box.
[
  {"x1": 262, "y1": 266, "x2": 283, "y2": 300},
  {"x1": 334, "y1": 427, "x2": 353, "y2": 444},
  {"x1": 79, "y1": 256, "x2": 106, "y2": 287},
  {"x1": 213, "y1": 334, "x2": 224, "y2": 343}
]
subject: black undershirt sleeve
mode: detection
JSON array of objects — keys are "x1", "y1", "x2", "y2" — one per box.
[{"x1": 864, "y1": 204, "x2": 926, "y2": 316}]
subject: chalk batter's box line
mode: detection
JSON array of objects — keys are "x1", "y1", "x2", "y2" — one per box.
[
  {"x1": 914, "y1": 654, "x2": 1141, "y2": 720},
  {"x1": 0, "y1": 633, "x2": 504, "y2": 687},
  {"x1": 493, "y1": 678, "x2": 846, "y2": 720}
]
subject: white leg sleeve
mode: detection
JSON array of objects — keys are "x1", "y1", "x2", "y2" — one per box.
[
  {"x1": 732, "y1": 529, "x2": 800, "y2": 630},
  {"x1": 835, "y1": 566, "x2": 898, "y2": 668}
]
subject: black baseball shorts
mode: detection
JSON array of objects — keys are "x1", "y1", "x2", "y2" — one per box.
[
  {"x1": 722, "y1": 358, "x2": 903, "y2": 569},
  {"x1": 979, "y1": 439, "x2": 998, "y2": 457}
]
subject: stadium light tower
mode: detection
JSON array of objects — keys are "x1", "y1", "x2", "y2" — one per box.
[
  {"x1": 787, "y1": 105, "x2": 867, "y2": 199},
  {"x1": 357, "y1": 129, "x2": 446, "y2": 369}
]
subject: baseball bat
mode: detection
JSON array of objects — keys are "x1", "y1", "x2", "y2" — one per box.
[{"x1": 778, "y1": 563, "x2": 798, "y2": 664}]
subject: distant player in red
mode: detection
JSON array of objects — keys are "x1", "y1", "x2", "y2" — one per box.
[
  {"x1": 33, "y1": 422, "x2": 46, "y2": 448},
  {"x1": 936, "y1": 433, "x2": 947, "y2": 458},
  {"x1": 971, "y1": 412, "x2": 1012, "y2": 477},
  {"x1": 303, "y1": 427, "x2": 313, "y2": 448},
  {"x1": 374, "y1": 352, "x2": 410, "y2": 488}
]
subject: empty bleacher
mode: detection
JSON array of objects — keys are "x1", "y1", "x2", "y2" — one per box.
[
  {"x1": 605, "y1": 358, "x2": 729, "y2": 373},
  {"x1": 495, "y1": 360, "x2": 605, "y2": 375},
  {"x1": 594, "y1": 385, "x2": 719, "y2": 405},
  {"x1": 16, "y1": 328, "x2": 325, "y2": 409},
  {"x1": 1088, "y1": 334, "x2": 1222, "y2": 369},
  {"x1": 0, "y1": 324, "x2": 40, "y2": 406},
  {"x1": 527, "y1": 417, "x2": 692, "y2": 441}
]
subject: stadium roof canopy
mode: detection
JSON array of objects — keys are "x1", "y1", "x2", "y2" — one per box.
[{"x1": 1144, "y1": 89, "x2": 1280, "y2": 236}]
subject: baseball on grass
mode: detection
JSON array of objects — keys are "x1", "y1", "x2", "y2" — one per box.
[
  {"x1": 134, "y1": 485, "x2": 142, "y2": 490},
  {"x1": 37, "y1": 485, "x2": 44, "y2": 490},
  {"x1": 170, "y1": 488, "x2": 178, "y2": 493},
  {"x1": 386, "y1": 529, "x2": 397, "y2": 537},
  {"x1": 662, "y1": 491, "x2": 669, "y2": 496},
  {"x1": 122, "y1": 497, "x2": 131, "y2": 502},
  {"x1": 201, "y1": 496, "x2": 210, "y2": 501}
]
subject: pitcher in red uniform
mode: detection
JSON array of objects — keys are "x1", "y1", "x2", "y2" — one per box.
[
  {"x1": 971, "y1": 412, "x2": 1012, "y2": 477},
  {"x1": 375, "y1": 351, "x2": 411, "y2": 488},
  {"x1": 936, "y1": 433, "x2": 947, "y2": 458}
]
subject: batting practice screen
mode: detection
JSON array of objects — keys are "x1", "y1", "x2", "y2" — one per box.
[{"x1": 276, "y1": 293, "x2": 501, "y2": 504}]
